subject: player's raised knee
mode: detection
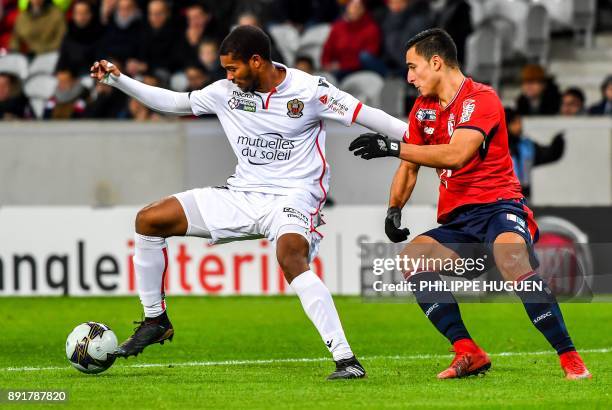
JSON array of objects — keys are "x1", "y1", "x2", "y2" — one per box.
[{"x1": 134, "y1": 198, "x2": 187, "y2": 237}]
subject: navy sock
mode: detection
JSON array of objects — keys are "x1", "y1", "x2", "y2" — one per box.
[
  {"x1": 514, "y1": 273, "x2": 575, "y2": 355},
  {"x1": 408, "y1": 271, "x2": 471, "y2": 344}
]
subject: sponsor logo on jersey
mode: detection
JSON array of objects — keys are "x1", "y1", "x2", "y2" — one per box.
[
  {"x1": 318, "y1": 78, "x2": 329, "y2": 88},
  {"x1": 283, "y1": 207, "x2": 309, "y2": 225},
  {"x1": 237, "y1": 133, "x2": 296, "y2": 165},
  {"x1": 448, "y1": 113, "x2": 455, "y2": 137},
  {"x1": 459, "y1": 98, "x2": 476, "y2": 123},
  {"x1": 424, "y1": 126, "x2": 434, "y2": 135},
  {"x1": 326, "y1": 97, "x2": 349, "y2": 116},
  {"x1": 286, "y1": 98, "x2": 304, "y2": 118},
  {"x1": 228, "y1": 97, "x2": 256, "y2": 112},
  {"x1": 415, "y1": 108, "x2": 437, "y2": 122},
  {"x1": 319, "y1": 95, "x2": 328, "y2": 105},
  {"x1": 232, "y1": 90, "x2": 256, "y2": 99}
]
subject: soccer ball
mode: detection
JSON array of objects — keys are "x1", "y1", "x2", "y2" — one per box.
[{"x1": 66, "y1": 322, "x2": 118, "y2": 374}]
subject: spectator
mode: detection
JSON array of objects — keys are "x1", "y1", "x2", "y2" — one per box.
[
  {"x1": 382, "y1": 0, "x2": 434, "y2": 76},
  {"x1": 0, "y1": 72, "x2": 31, "y2": 119},
  {"x1": 560, "y1": 87, "x2": 586, "y2": 116},
  {"x1": 99, "y1": 0, "x2": 143, "y2": 71},
  {"x1": 294, "y1": 55, "x2": 315, "y2": 75},
  {"x1": 9, "y1": 0, "x2": 66, "y2": 56},
  {"x1": 515, "y1": 64, "x2": 561, "y2": 116},
  {"x1": 175, "y1": 3, "x2": 222, "y2": 69},
  {"x1": 505, "y1": 107, "x2": 565, "y2": 200},
  {"x1": 1, "y1": 0, "x2": 19, "y2": 50},
  {"x1": 44, "y1": 67, "x2": 90, "y2": 119},
  {"x1": 185, "y1": 64, "x2": 208, "y2": 91},
  {"x1": 100, "y1": 0, "x2": 118, "y2": 25},
  {"x1": 588, "y1": 75, "x2": 612, "y2": 115},
  {"x1": 235, "y1": 11, "x2": 284, "y2": 64},
  {"x1": 57, "y1": 0, "x2": 103, "y2": 76},
  {"x1": 125, "y1": 72, "x2": 163, "y2": 121},
  {"x1": 436, "y1": 0, "x2": 472, "y2": 66},
  {"x1": 321, "y1": 0, "x2": 384, "y2": 80},
  {"x1": 132, "y1": 0, "x2": 177, "y2": 79},
  {"x1": 197, "y1": 39, "x2": 225, "y2": 83}
]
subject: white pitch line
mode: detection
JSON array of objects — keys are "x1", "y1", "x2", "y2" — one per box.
[{"x1": 2, "y1": 347, "x2": 611, "y2": 372}]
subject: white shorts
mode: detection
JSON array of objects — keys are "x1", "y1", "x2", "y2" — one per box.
[{"x1": 173, "y1": 187, "x2": 324, "y2": 262}]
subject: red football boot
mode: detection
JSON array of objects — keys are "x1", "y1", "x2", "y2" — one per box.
[
  {"x1": 437, "y1": 339, "x2": 491, "y2": 379},
  {"x1": 560, "y1": 351, "x2": 592, "y2": 380}
]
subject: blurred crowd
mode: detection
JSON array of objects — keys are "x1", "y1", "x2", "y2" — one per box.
[{"x1": 0, "y1": 0, "x2": 611, "y2": 121}]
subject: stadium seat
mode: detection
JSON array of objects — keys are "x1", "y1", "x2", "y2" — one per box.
[
  {"x1": 572, "y1": 0, "x2": 597, "y2": 47},
  {"x1": 0, "y1": 52, "x2": 28, "y2": 79},
  {"x1": 526, "y1": 4, "x2": 550, "y2": 64},
  {"x1": 380, "y1": 77, "x2": 406, "y2": 118},
  {"x1": 465, "y1": 25, "x2": 502, "y2": 89},
  {"x1": 169, "y1": 72, "x2": 188, "y2": 92},
  {"x1": 339, "y1": 71, "x2": 384, "y2": 107},
  {"x1": 24, "y1": 73, "x2": 57, "y2": 118},
  {"x1": 28, "y1": 51, "x2": 59, "y2": 76},
  {"x1": 297, "y1": 24, "x2": 331, "y2": 70},
  {"x1": 269, "y1": 24, "x2": 300, "y2": 67}
]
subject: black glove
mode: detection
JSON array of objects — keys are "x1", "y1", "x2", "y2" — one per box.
[
  {"x1": 385, "y1": 207, "x2": 410, "y2": 243},
  {"x1": 349, "y1": 133, "x2": 401, "y2": 160}
]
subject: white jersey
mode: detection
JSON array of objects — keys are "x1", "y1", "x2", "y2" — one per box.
[{"x1": 188, "y1": 62, "x2": 362, "y2": 208}]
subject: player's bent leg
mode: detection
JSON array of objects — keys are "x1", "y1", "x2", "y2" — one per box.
[
  {"x1": 115, "y1": 197, "x2": 190, "y2": 358},
  {"x1": 404, "y1": 235, "x2": 490, "y2": 379},
  {"x1": 277, "y1": 230, "x2": 365, "y2": 380},
  {"x1": 493, "y1": 232, "x2": 591, "y2": 379}
]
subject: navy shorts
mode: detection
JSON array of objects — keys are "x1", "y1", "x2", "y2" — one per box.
[{"x1": 422, "y1": 199, "x2": 540, "y2": 278}]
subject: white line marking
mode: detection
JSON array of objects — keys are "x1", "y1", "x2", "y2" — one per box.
[{"x1": 2, "y1": 347, "x2": 610, "y2": 372}]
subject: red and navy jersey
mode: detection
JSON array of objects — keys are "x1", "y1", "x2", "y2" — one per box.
[{"x1": 405, "y1": 77, "x2": 523, "y2": 223}]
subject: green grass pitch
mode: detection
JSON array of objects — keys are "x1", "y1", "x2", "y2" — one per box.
[{"x1": 1, "y1": 296, "x2": 611, "y2": 409}]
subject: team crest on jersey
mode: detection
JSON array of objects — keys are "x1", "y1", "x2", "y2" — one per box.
[
  {"x1": 228, "y1": 97, "x2": 256, "y2": 112},
  {"x1": 319, "y1": 95, "x2": 328, "y2": 105},
  {"x1": 415, "y1": 108, "x2": 437, "y2": 122},
  {"x1": 286, "y1": 99, "x2": 304, "y2": 118},
  {"x1": 460, "y1": 99, "x2": 476, "y2": 123},
  {"x1": 448, "y1": 113, "x2": 456, "y2": 137}
]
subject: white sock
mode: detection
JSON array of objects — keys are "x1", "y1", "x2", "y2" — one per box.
[
  {"x1": 290, "y1": 270, "x2": 354, "y2": 361},
  {"x1": 134, "y1": 233, "x2": 168, "y2": 318}
]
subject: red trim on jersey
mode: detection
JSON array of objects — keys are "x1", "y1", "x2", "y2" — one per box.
[
  {"x1": 264, "y1": 87, "x2": 277, "y2": 110},
  {"x1": 351, "y1": 102, "x2": 363, "y2": 123},
  {"x1": 161, "y1": 247, "x2": 168, "y2": 310},
  {"x1": 522, "y1": 204, "x2": 539, "y2": 241},
  {"x1": 310, "y1": 121, "x2": 326, "y2": 238},
  {"x1": 402, "y1": 131, "x2": 409, "y2": 143}
]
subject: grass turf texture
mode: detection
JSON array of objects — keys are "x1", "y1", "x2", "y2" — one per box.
[{"x1": 0, "y1": 297, "x2": 610, "y2": 409}]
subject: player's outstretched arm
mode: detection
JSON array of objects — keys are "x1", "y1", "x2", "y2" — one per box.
[
  {"x1": 90, "y1": 60, "x2": 193, "y2": 116},
  {"x1": 349, "y1": 128, "x2": 483, "y2": 169},
  {"x1": 353, "y1": 104, "x2": 408, "y2": 141}
]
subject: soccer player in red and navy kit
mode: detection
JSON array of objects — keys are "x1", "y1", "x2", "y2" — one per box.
[{"x1": 350, "y1": 29, "x2": 591, "y2": 380}]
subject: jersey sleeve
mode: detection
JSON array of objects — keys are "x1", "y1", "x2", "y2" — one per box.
[
  {"x1": 188, "y1": 80, "x2": 224, "y2": 116},
  {"x1": 313, "y1": 77, "x2": 362, "y2": 126},
  {"x1": 404, "y1": 102, "x2": 425, "y2": 145},
  {"x1": 454, "y1": 91, "x2": 500, "y2": 138}
]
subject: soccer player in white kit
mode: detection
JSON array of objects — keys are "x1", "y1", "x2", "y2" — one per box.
[{"x1": 90, "y1": 25, "x2": 407, "y2": 379}]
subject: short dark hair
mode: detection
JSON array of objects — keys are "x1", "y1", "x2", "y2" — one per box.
[
  {"x1": 404, "y1": 28, "x2": 459, "y2": 68},
  {"x1": 563, "y1": 87, "x2": 585, "y2": 104},
  {"x1": 219, "y1": 25, "x2": 271, "y2": 63}
]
